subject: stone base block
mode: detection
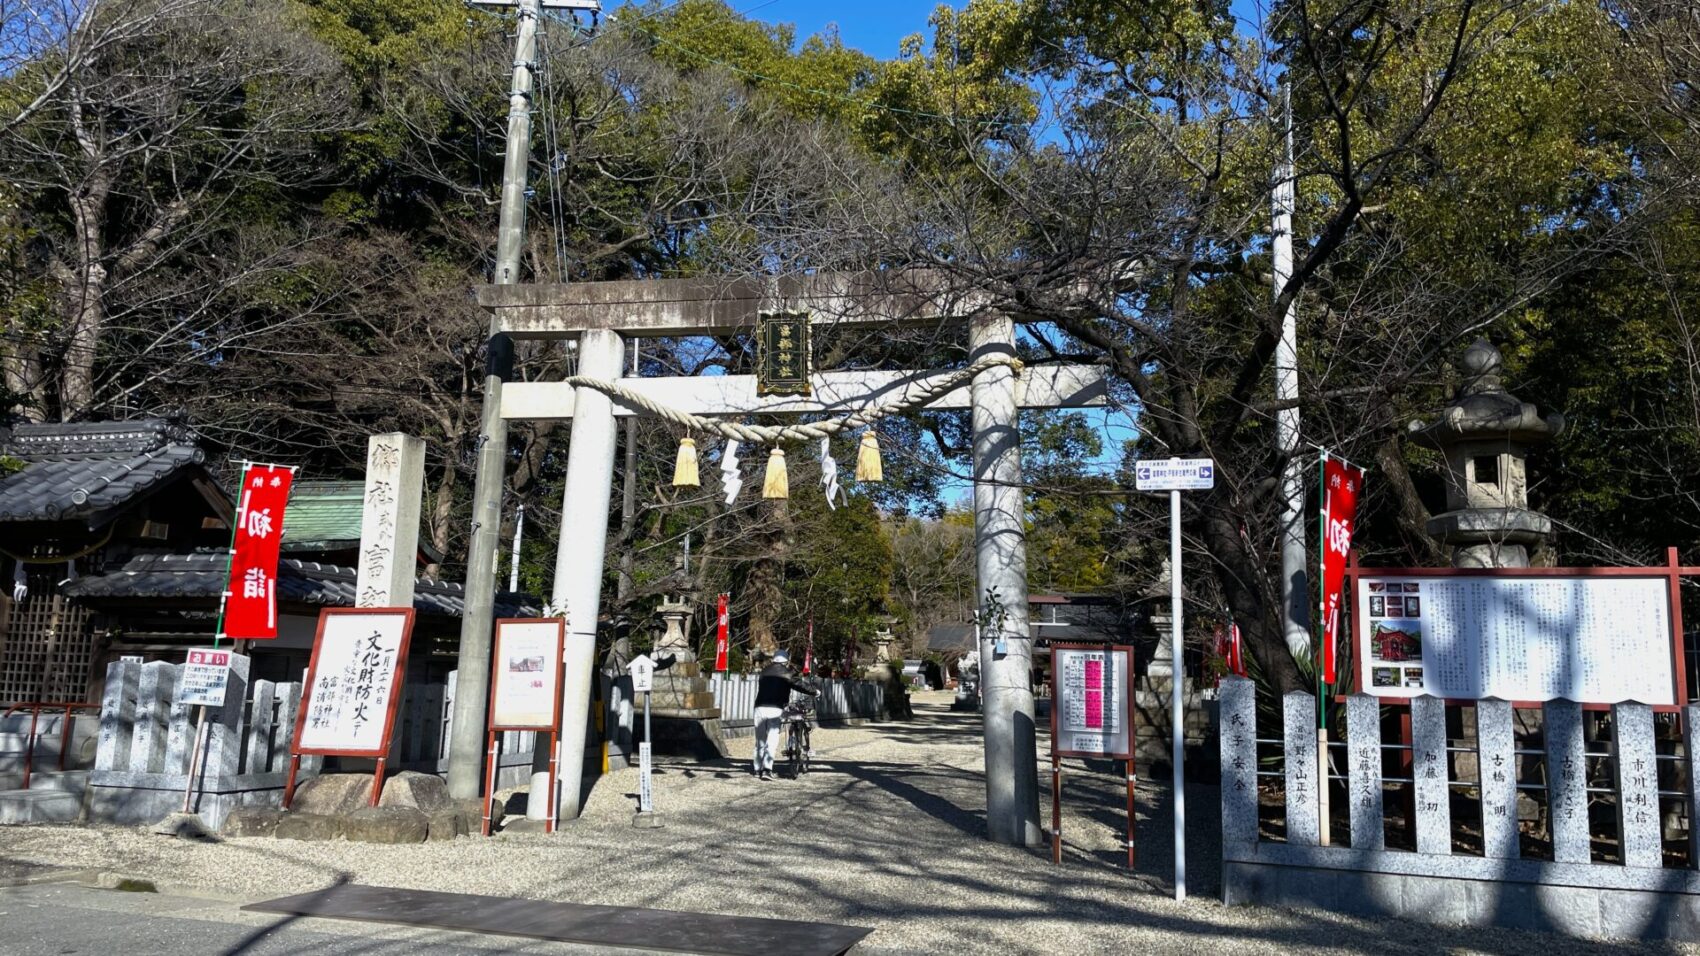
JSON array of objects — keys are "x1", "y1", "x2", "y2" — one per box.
[
  {"x1": 345, "y1": 806, "x2": 428, "y2": 844},
  {"x1": 649, "y1": 716, "x2": 730, "y2": 761},
  {"x1": 274, "y1": 812, "x2": 346, "y2": 842},
  {"x1": 1223, "y1": 860, "x2": 1700, "y2": 942},
  {"x1": 222, "y1": 806, "x2": 283, "y2": 838},
  {"x1": 0, "y1": 789, "x2": 80, "y2": 825}
]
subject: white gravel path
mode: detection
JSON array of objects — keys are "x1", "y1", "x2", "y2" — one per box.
[{"x1": 0, "y1": 693, "x2": 1682, "y2": 955}]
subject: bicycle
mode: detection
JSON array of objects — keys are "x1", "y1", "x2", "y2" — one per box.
[{"x1": 780, "y1": 698, "x2": 814, "y2": 779}]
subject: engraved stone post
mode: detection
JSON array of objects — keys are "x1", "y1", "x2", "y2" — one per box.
[
  {"x1": 1545, "y1": 699, "x2": 1590, "y2": 864},
  {"x1": 273, "y1": 682, "x2": 302, "y2": 772},
  {"x1": 163, "y1": 695, "x2": 194, "y2": 775},
  {"x1": 1411, "y1": 695, "x2": 1452, "y2": 855},
  {"x1": 1477, "y1": 698, "x2": 1519, "y2": 859},
  {"x1": 127, "y1": 662, "x2": 176, "y2": 774},
  {"x1": 1283, "y1": 690, "x2": 1319, "y2": 846},
  {"x1": 201, "y1": 654, "x2": 251, "y2": 783},
  {"x1": 355, "y1": 433, "x2": 426, "y2": 609},
  {"x1": 1687, "y1": 703, "x2": 1700, "y2": 868},
  {"x1": 1613, "y1": 701, "x2": 1661, "y2": 868},
  {"x1": 95, "y1": 661, "x2": 139, "y2": 772},
  {"x1": 1346, "y1": 694, "x2": 1385, "y2": 851},
  {"x1": 1219, "y1": 677, "x2": 1258, "y2": 849},
  {"x1": 246, "y1": 680, "x2": 276, "y2": 776}
]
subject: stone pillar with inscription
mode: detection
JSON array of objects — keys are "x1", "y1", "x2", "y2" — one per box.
[
  {"x1": 355, "y1": 434, "x2": 427, "y2": 608},
  {"x1": 1408, "y1": 340, "x2": 1563, "y2": 569}
]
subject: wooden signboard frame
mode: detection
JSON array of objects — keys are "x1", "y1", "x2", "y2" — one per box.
[
  {"x1": 483, "y1": 617, "x2": 566, "y2": 836},
  {"x1": 1047, "y1": 642, "x2": 1136, "y2": 869},
  {"x1": 1344, "y1": 547, "x2": 1691, "y2": 712},
  {"x1": 282, "y1": 607, "x2": 416, "y2": 809}
]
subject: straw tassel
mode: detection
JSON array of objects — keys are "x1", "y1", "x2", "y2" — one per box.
[
  {"x1": 672, "y1": 437, "x2": 700, "y2": 487},
  {"x1": 762, "y1": 448, "x2": 789, "y2": 499},
  {"x1": 855, "y1": 431, "x2": 883, "y2": 482}
]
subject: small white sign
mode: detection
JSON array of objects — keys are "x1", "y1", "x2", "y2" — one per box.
[
  {"x1": 177, "y1": 648, "x2": 232, "y2": 707},
  {"x1": 628, "y1": 654, "x2": 656, "y2": 693},
  {"x1": 1135, "y1": 457, "x2": 1215, "y2": 491},
  {"x1": 638, "y1": 741, "x2": 653, "y2": 812},
  {"x1": 119, "y1": 655, "x2": 144, "y2": 664}
]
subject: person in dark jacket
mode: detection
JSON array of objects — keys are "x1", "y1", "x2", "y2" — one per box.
[{"x1": 752, "y1": 650, "x2": 818, "y2": 780}]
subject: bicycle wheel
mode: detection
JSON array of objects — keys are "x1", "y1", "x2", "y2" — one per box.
[{"x1": 788, "y1": 725, "x2": 805, "y2": 779}]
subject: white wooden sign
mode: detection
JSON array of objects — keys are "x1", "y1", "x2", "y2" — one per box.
[
  {"x1": 491, "y1": 619, "x2": 564, "y2": 731},
  {"x1": 295, "y1": 609, "x2": 415, "y2": 755},
  {"x1": 1356, "y1": 575, "x2": 1677, "y2": 705},
  {"x1": 628, "y1": 654, "x2": 656, "y2": 693},
  {"x1": 176, "y1": 648, "x2": 232, "y2": 707}
]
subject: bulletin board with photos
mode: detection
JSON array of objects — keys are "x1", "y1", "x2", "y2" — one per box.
[{"x1": 1351, "y1": 563, "x2": 1687, "y2": 708}]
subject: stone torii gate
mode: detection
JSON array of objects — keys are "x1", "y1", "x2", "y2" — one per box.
[{"x1": 452, "y1": 271, "x2": 1105, "y2": 847}]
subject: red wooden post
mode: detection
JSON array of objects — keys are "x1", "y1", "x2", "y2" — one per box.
[
  {"x1": 369, "y1": 757, "x2": 386, "y2": 807},
  {"x1": 482, "y1": 733, "x2": 500, "y2": 837},
  {"x1": 281, "y1": 754, "x2": 301, "y2": 809},
  {"x1": 1125, "y1": 757, "x2": 1137, "y2": 869}
]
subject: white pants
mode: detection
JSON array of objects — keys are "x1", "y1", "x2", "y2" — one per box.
[{"x1": 753, "y1": 706, "x2": 784, "y2": 774}]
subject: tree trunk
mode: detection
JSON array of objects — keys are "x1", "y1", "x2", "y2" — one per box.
[
  {"x1": 747, "y1": 499, "x2": 792, "y2": 656},
  {"x1": 425, "y1": 463, "x2": 457, "y2": 579},
  {"x1": 1200, "y1": 506, "x2": 1308, "y2": 695}
]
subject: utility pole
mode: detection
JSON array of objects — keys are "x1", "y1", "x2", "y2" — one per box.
[
  {"x1": 1272, "y1": 84, "x2": 1309, "y2": 664},
  {"x1": 448, "y1": 0, "x2": 599, "y2": 802}
]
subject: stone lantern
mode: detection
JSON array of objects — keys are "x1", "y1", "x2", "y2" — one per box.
[{"x1": 1408, "y1": 339, "x2": 1564, "y2": 568}]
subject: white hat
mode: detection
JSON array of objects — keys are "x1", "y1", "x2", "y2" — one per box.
[{"x1": 772, "y1": 649, "x2": 789, "y2": 664}]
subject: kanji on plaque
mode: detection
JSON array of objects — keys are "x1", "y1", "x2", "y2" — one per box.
[
  {"x1": 294, "y1": 609, "x2": 413, "y2": 755},
  {"x1": 221, "y1": 464, "x2": 295, "y2": 640}
]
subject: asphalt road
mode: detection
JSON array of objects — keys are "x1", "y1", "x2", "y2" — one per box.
[{"x1": 0, "y1": 883, "x2": 635, "y2": 956}]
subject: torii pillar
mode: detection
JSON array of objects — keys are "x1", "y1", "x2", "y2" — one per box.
[
  {"x1": 971, "y1": 314, "x2": 1042, "y2": 847},
  {"x1": 551, "y1": 328, "x2": 624, "y2": 821}
]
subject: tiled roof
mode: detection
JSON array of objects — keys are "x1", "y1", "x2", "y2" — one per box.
[
  {"x1": 280, "y1": 480, "x2": 445, "y2": 564},
  {"x1": 280, "y1": 480, "x2": 366, "y2": 549},
  {"x1": 62, "y1": 552, "x2": 539, "y2": 619},
  {"x1": 0, "y1": 419, "x2": 208, "y2": 525}
]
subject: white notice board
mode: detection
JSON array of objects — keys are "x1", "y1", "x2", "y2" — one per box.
[
  {"x1": 177, "y1": 648, "x2": 233, "y2": 707},
  {"x1": 294, "y1": 608, "x2": 415, "y2": 755},
  {"x1": 1051, "y1": 645, "x2": 1133, "y2": 758},
  {"x1": 1355, "y1": 575, "x2": 1677, "y2": 705},
  {"x1": 491, "y1": 618, "x2": 564, "y2": 731}
]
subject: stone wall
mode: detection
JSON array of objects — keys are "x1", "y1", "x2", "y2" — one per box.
[{"x1": 1219, "y1": 677, "x2": 1700, "y2": 941}]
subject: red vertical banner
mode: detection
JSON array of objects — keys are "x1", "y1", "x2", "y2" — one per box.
[
  {"x1": 803, "y1": 617, "x2": 814, "y2": 675},
  {"x1": 1319, "y1": 457, "x2": 1364, "y2": 684},
  {"x1": 221, "y1": 464, "x2": 295, "y2": 640},
  {"x1": 714, "y1": 593, "x2": 730, "y2": 672}
]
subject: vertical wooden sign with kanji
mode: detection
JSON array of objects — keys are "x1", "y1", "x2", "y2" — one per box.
[
  {"x1": 220, "y1": 464, "x2": 295, "y2": 640},
  {"x1": 283, "y1": 607, "x2": 416, "y2": 808}
]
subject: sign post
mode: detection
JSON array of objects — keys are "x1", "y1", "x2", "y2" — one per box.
[
  {"x1": 627, "y1": 654, "x2": 659, "y2": 827},
  {"x1": 1048, "y1": 643, "x2": 1136, "y2": 869},
  {"x1": 484, "y1": 617, "x2": 566, "y2": 835},
  {"x1": 176, "y1": 647, "x2": 233, "y2": 813},
  {"x1": 1134, "y1": 456, "x2": 1214, "y2": 901}
]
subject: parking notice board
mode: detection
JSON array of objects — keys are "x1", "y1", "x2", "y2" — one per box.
[
  {"x1": 293, "y1": 608, "x2": 415, "y2": 756},
  {"x1": 1050, "y1": 644, "x2": 1133, "y2": 759}
]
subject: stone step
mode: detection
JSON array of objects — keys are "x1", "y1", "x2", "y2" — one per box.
[
  {"x1": 0, "y1": 789, "x2": 81, "y2": 825},
  {"x1": 28, "y1": 771, "x2": 89, "y2": 794}
]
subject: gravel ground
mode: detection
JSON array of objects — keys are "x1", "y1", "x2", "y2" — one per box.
[{"x1": 0, "y1": 693, "x2": 1685, "y2": 955}]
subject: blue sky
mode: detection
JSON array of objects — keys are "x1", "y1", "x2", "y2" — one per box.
[{"x1": 739, "y1": 0, "x2": 1273, "y2": 59}]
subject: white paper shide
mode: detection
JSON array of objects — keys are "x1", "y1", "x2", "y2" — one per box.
[{"x1": 299, "y1": 611, "x2": 409, "y2": 753}]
